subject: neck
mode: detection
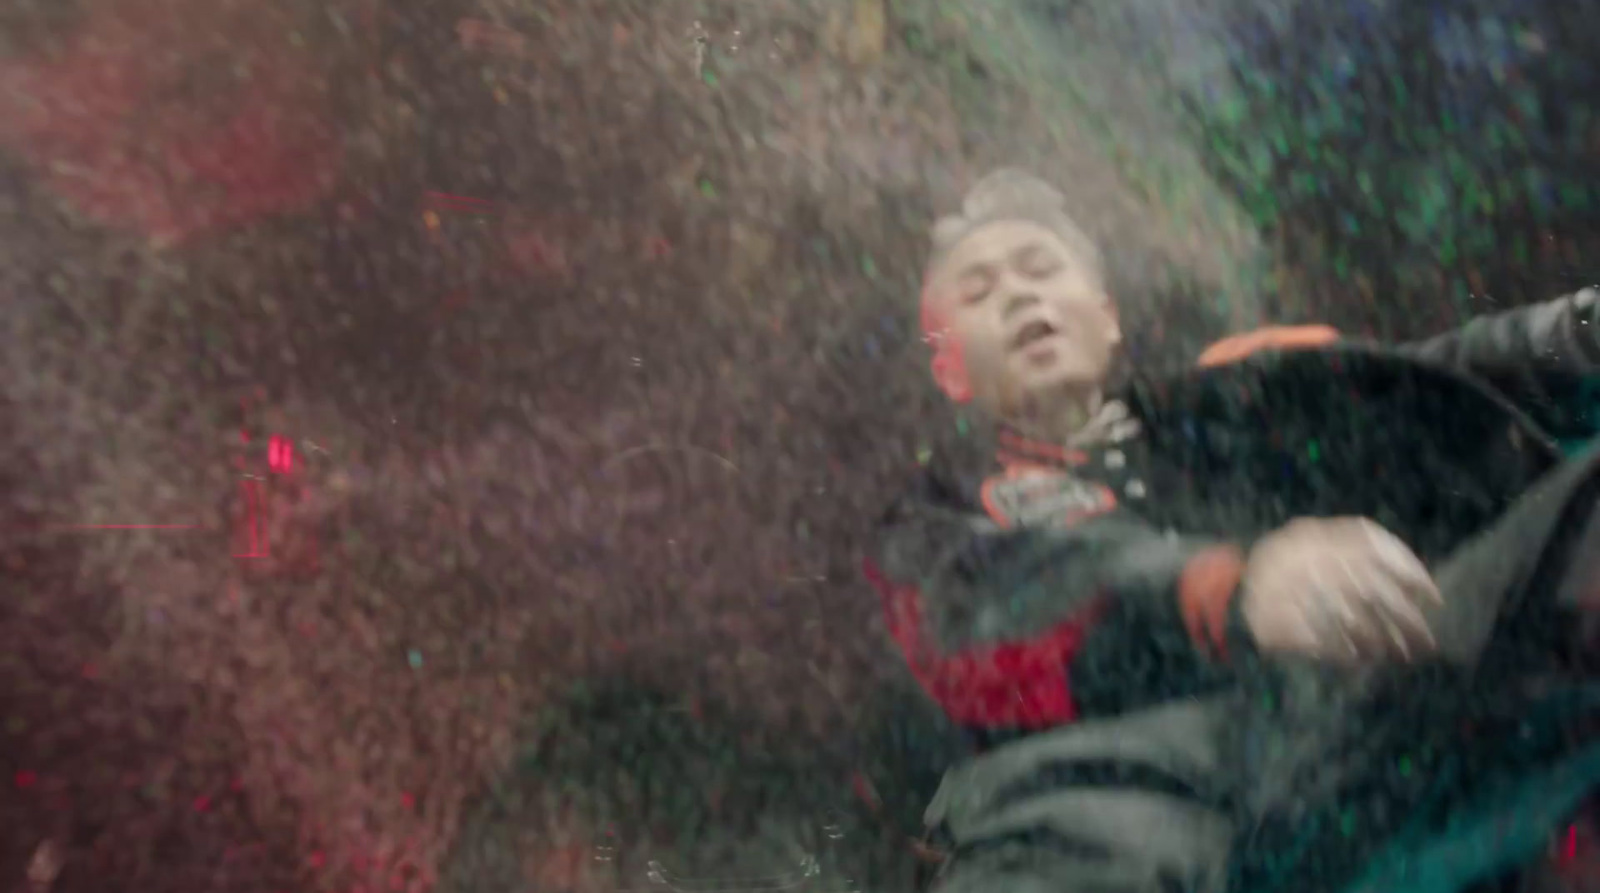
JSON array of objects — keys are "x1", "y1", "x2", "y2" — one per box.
[{"x1": 1006, "y1": 386, "x2": 1104, "y2": 445}]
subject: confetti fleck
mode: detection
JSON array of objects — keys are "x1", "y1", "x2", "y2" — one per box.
[{"x1": 407, "y1": 649, "x2": 424, "y2": 669}]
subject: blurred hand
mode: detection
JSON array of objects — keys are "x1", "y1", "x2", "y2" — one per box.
[{"x1": 1241, "y1": 516, "x2": 1442, "y2": 663}]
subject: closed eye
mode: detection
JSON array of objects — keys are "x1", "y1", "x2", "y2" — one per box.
[
  {"x1": 1014, "y1": 246, "x2": 1063, "y2": 279},
  {"x1": 959, "y1": 267, "x2": 997, "y2": 305}
]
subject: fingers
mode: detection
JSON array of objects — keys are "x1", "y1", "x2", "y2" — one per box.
[
  {"x1": 1356, "y1": 518, "x2": 1444, "y2": 607},
  {"x1": 1297, "y1": 562, "x2": 1392, "y2": 662},
  {"x1": 1243, "y1": 516, "x2": 1444, "y2": 664},
  {"x1": 1289, "y1": 544, "x2": 1439, "y2": 663},
  {"x1": 1328, "y1": 551, "x2": 1439, "y2": 662},
  {"x1": 1339, "y1": 577, "x2": 1427, "y2": 661},
  {"x1": 1366, "y1": 583, "x2": 1436, "y2": 659},
  {"x1": 1354, "y1": 522, "x2": 1443, "y2": 658}
]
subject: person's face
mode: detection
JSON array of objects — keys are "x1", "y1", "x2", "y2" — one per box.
[{"x1": 921, "y1": 220, "x2": 1120, "y2": 416}]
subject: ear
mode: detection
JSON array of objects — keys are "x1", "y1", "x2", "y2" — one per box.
[
  {"x1": 921, "y1": 300, "x2": 973, "y2": 402},
  {"x1": 1103, "y1": 298, "x2": 1123, "y2": 347},
  {"x1": 1105, "y1": 315, "x2": 1123, "y2": 349},
  {"x1": 930, "y1": 341, "x2": 973, "y2": 403}
]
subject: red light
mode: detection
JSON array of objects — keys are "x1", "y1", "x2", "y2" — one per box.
[
  {"x1": 268, "y1": 436, "x2": 294, "y2": 474},
  {"x1": 233, "y1": 479, "x2": 267, "y2": 558}
]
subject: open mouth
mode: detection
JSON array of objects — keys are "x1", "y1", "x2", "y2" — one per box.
[{"x1": 1009, "y1": 319, "x2": 1058, "y2": 352}]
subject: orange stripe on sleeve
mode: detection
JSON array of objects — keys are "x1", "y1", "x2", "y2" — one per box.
[
  {"x1": 1178, "y1": 544, "x2": 1246, "y2": 661},
  {"x1": 1197, "y1": 325, "x2": 1340, "y2": 368}
]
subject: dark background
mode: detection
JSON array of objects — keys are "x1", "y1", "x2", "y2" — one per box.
[{"x1": 1, "y1": 1, "x2": 1597, "y2": 891}]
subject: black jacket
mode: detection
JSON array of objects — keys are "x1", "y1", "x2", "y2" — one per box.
[{"x1": 868, "y1": 289, "x2": 1600, "y2": 892}]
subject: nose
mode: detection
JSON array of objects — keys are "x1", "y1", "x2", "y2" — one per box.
[{"x1": 1001, "y1": 292, "x2": 1041, "y2": 321}]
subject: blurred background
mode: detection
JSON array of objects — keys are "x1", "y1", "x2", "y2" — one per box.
[{"x1": 0, "y1": 0, "x2": 1596, "y2": 891}]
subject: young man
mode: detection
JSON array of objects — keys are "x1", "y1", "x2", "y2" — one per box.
[{"x1": 868, "y1": 169, "x2": 1600, "y2": 892}]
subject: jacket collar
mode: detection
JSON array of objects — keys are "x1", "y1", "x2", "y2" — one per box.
[{"x1": 994, "y1": 399, "x2": 1142, "y2": 469}]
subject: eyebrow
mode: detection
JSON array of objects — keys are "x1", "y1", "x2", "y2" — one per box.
[
  {"x1": 1009, "y1": 243, "x2": 1050, "y2": 266},
  {"x1": 956, "y1": 243, "x2": 1044, "y2": 276}
]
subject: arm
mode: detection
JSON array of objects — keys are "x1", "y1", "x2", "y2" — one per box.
[
  {"x1": 866, "y1": 465, "x2": 1249, "y2": 731},
  {"x1": 1399, "y1": 288, "x2": 1600, "y2": 446},
  {"x1": 1400, "y1": 287, "x2": 1600, "y2": 375},
  {"x1": 1195, "y1": 293, "x2": 1600, "y2": 446}
]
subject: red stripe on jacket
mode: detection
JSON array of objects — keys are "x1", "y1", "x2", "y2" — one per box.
[{"x1": 862, "y1": 559, "x2": 1107, "y2": 730}]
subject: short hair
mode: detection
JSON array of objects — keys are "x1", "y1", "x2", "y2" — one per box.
[{"x1": 925, "y1": 168, "x2": 1105, "y2": 286}]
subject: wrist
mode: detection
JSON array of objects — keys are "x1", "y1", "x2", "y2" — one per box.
[{"x1": 1177, "y1": 543, "x2": 1246, "y2": 661}]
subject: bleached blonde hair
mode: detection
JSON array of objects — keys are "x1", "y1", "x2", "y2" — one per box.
[{"x1": 925, "y1": 169, "x2": 1105, "y2": 286}]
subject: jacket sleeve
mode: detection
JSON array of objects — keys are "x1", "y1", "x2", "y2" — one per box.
[
  {"x1": 867, "y1": 464, "x2": 1250, "y2": 730},
  {"x1": 1398, "y1": 287, "x2": 1600, "y2": 444},
  {"x1": 1401, "y1": 287, "x2": 1600, "y2": 374}
]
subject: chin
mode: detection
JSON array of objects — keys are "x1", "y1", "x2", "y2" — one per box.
[{"x1": 1023, "y1": 366, "x2": 1103, "y2": 395}]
